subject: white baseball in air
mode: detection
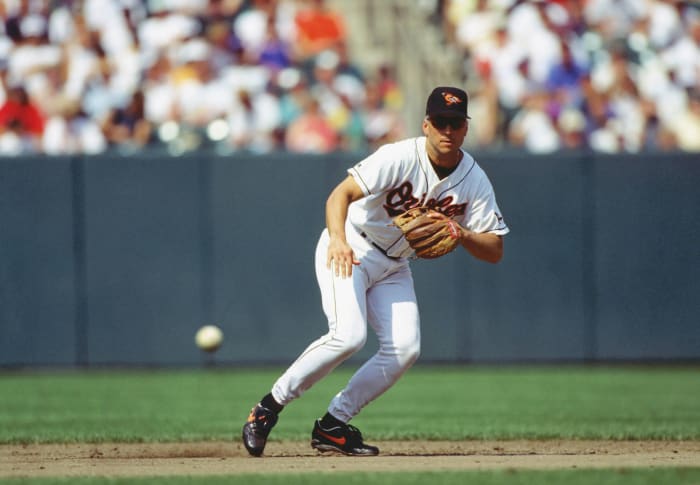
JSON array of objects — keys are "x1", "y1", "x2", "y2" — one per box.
[{"x1": 195, "y1": 325, "x2": 223, "y2": 352}]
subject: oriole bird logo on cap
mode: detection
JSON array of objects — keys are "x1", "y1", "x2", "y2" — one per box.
[{"x1": 442, "y1": 92, "x2": 463, "y2": 106}]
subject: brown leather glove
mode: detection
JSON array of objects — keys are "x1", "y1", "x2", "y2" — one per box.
[{"x1": 393, "y1": 207, "x2": 461, "y2": 259}]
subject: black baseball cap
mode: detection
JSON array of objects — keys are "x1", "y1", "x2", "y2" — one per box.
[{"x1": 425, "y1": 86, "x2": 470, "y2": 119}]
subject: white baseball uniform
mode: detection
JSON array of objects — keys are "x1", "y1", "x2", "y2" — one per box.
[{"x1": 271, "y1": 136, "x2": 509, "y2": 422}]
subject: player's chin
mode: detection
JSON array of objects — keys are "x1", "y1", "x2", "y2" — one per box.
[{"x1": 439, "y1": 140, "x2": 458, "y2": 151}]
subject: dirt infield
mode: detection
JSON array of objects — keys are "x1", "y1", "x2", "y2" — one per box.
[{"x1": 1, "y1": 440, "x2": 699, "y2": 478}]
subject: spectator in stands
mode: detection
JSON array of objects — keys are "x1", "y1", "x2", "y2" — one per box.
[
  {"x1": 333, "y1": 42, "x2": 366, "y2": 84},
  {"x1": 225, "y1": 87, "x2": 283, "y2": 153},
  {"x1": 258, "y1": 20, "x2": 292, "y2": 71},
  {"x1": 507, "y1": 90, "x2": 560, "y2": 154},
  {"x1": 497, "y1": 56, "x2": 543, "y2": 141},
  {"x1": 42, "y1": 101, "x2": 107, "y2": 155},
  {"x1": 233, "y1": 0, "x2": 293, "y2": 64},
  {"x1": 257, "y1": 14, "x2": 292, "y2": 72},
  {"x1": 506, "y1": 0, "x2": 562, "y2": 85},
  {"x1": 545, "y1": 39, "x2": 589, "y2": 110},
  {"x1": 309, "y1": 49, "x2": 364, "y2": 129},
  {"x1": 276, "y1": 67, "x2": 307, "y2": 129},
  {"x1": 3, "y1": 0, "x2": 34, "y2": 43},
  {"x1": 556, "y1": 107, "x2": 587, "y2": 151},
  {"x1": 375, "y1": 63, "x2": 403, "y2": 112},
  {"x1": 335, "y1": 92, "x2": 366, "y2": 152},
  {"x1": 81, "y1": 44, "x2": 121, "y2": 125},
  {"x1": 672, "y1": 89, "x2": 700, "y2": 152},
  {"x1": 285, "y1": 93, "x2": 338, "y2": 153},
  {"x1": 449, "y1": 0, "x2": 504, "y2": 57},
  {"x1": 6, "y1": 14, "x2": 62, "y2": 90},
  {"x1": 293, "y1": 0, "x2": 346, "y2": 61},
  {"x1": 171, "y1": 39, "x2": 231, "y2": 128},
  {"x1": 360, "y1": 78, "x2": 405, "y2": 152},
  {"x1": 0, "y1": 84, "x2": 45, "y2": 153},
  {"x1": 142, "y1": 54, "x2": 178, "y2": 131},
  {"x1": 661, "y1": 14, "x2": 700, "y2": 90},
  {"x1": 219, "y1": 28, "x2": 273, "y2": 100},
  {"x1": 464, "y1": 62, "x2": 500, "y2": 147},
  {"x1": 102, "y1": 89, "x2": 153, "y2": 150},
  {"x1": 204, "y1": 19, "x2": 239, "y2": 74}
]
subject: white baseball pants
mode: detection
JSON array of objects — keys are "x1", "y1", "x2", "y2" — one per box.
[{"x1": 271, "y1": 223, "x2": 421, "y2": 422}]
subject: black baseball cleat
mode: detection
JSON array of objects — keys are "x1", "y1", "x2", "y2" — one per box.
[
  {"x1": 242, "y1": 404, "x2": 278, "y2": 457},
  {"x1": 311, "y1": 419, "x2": 379, "y2": 456}
]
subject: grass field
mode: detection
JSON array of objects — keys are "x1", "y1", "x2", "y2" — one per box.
[
  {"x1": 2, "y1": 469, "x2": 700, "y2": 485},
  {"x1": 1, "y1": 365, "x2": 699, "y2": 484}
]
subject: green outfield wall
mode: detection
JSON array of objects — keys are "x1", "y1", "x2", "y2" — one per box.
[{"x1": 1, "y1": 151, "x2": 698, "y2": 366}]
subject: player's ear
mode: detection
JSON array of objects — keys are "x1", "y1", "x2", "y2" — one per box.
[{"x1": 422, "y1": 117, "x2": 430, "y2": 135}]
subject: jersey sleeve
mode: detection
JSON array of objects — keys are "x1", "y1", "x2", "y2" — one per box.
[
  {"x1": 464, "y1": 174, "x2": 510, "y2": 236},
  {"x1": 347, "y1": 143, "x2": 402, "y2": 196}
]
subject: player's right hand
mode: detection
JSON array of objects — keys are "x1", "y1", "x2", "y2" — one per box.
[{"x1": 327, "y1": 237, "x2": 360, "y2": 278}]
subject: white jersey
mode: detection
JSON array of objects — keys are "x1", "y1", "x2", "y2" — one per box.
[{"x1": 348, "y1": 136, "x2": 509, "y2": 258}]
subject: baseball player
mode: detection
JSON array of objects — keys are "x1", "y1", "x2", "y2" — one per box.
[{"x1": 243, "y1": 86, "x2": 509, "y2": 456}]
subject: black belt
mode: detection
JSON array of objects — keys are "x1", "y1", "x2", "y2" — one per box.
[{"x1": 360, "y1": 232, "x2": 400, "y2": 260}]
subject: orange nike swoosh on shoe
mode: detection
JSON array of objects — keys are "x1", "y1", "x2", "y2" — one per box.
[{"x1": 317, "y1": 429, "x2": 346, "y2": 446}]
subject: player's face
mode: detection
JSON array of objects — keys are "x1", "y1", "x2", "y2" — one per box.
[{"x1": 423, "y1": 115, "x2": 468, "y2": 156}]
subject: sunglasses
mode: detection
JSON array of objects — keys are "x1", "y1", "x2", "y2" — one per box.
[{"x1": 430, "y1": 116, "x2": 467, "y2": 130}]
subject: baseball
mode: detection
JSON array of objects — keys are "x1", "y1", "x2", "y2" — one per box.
[{"x1": 195, "y1": 325, "x2": 223, "y2": 352}]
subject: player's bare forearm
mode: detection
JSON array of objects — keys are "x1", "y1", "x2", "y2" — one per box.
[
  {"x1": 326, "y1": 175, "x2": 364, "y2": 240},
  {"x1": 459, "y1": 229, "x2": 503, "y2": 263},
  {"x1": 325, "y1": 176, "x2": 365, "y2": 277},
  {"x1": 422, "y1": 211, "x2": 503, "y2": 263}
]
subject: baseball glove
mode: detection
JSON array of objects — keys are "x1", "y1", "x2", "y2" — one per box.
[{"x1": 393, "y1": 207, "x2": 461, "y2": 259}]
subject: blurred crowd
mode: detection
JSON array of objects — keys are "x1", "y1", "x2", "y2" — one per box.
[
  {"x1": 442, "y1": 0, "x2": 700, "y2": 153},
  {"x1": 1, "y1": 0, "x2": 699, "y2": 156},
  {"x1": 0, "y1": 0, "x2": 405, "y2": 156}
]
